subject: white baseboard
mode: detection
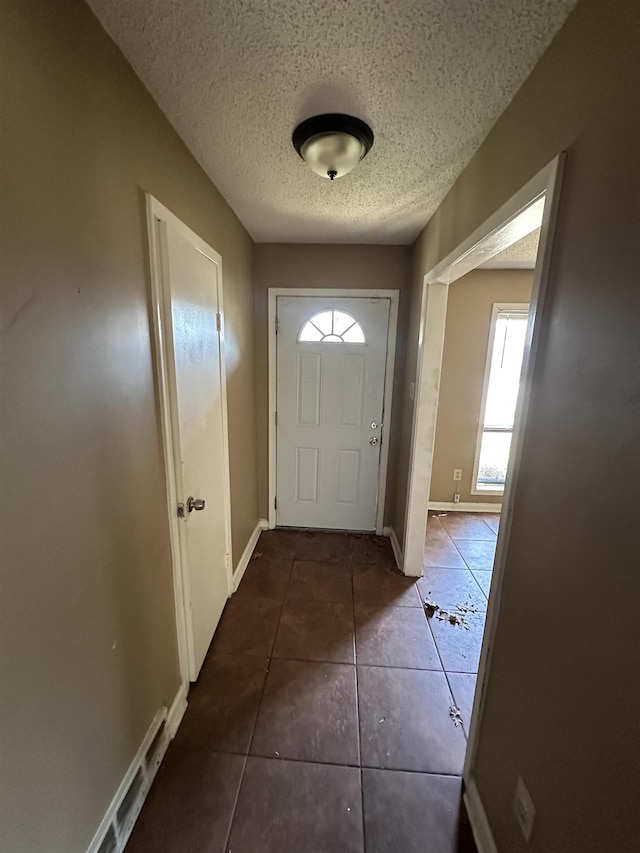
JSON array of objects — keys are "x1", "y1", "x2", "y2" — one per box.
[
  {"x1": 233, "y1": 518, "x2": 269, "y2": 592},
  {"x1": 86, "y1": 679, "x2": 187, "y2": 853},
  {"x1": 383, "y1": 526, "x2": 404, "y2": 573},
  {"x1": 167, "y1": 681, "x2": 188, "y2": 739},
  {"x1": 429, "y1": 501, "x2": 502, "y2": 513},
  {"x1": 464, "y1": 776, "x2": 498, "y2": 853}
]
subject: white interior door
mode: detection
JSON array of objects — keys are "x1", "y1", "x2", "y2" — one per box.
[
  {"x1": 276, "y1": 296, "x2": 390, "y2": 531},
  {"x1": 162, "y1": 222, "x2": 230, "y2": 681}
]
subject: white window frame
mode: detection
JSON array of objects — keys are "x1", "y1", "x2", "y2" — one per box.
[
  {"x1": 298, "y1": 309, "x2": 366, "y2": 343},
  {"x1": 471, "y1": 303, "x2": 530, "y2": 496}
]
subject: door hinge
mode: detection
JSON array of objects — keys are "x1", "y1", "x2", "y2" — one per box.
[
  {"x1": 275, "y1": 411, "x2": 278, "y2": 426},
  {"x1": 275, "y1": 316, "x2": 279, "y2": 334},
  {"x1": 274, "y1": 496, "x2": 277, "y2": 510},
  {"x1": 225, "y1": 554, "x2": 231, "y2": 572},
  {"x1": 216, "y1": 312, "x2": 222, "y2": 332}
]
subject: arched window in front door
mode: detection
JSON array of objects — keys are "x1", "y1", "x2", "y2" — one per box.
[{"x1": 298, "y1": 310, "x2": 366, "y2": 343}]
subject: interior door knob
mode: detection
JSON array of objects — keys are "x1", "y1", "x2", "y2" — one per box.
[
  {"x1": 187, "y1": 496, "x2": 206, "y2": 512},
  {"x1": 369, "y1": 436, "x2": 379, "y2": 446}
]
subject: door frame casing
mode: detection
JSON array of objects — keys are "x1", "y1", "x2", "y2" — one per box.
[
  {"x1": 400, "y1": 156, "x2": 564, "y2": 802},
  {"x1": 268, "y1": 288, "x2": 400, "y2": 535},
  {"x1": 146, "y1": 194, "x2": 234, "y2": 685},
  {"x1": 403, "y1": 157, "x2": 563, "y2": 578}
]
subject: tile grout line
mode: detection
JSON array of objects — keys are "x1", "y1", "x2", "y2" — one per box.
[
  {"x1": 266, "y1": 655, "x2": 446, "y2": 672},
  {"x1": 447, "y1": 526, "x2": 497, "y2": 574},
  {"x1": 221, "y1": 546, "x2": 297, "y2": 852},
  {"x1": 174, "y1": 744, "x2": 465, "y2": 778},
  {"x1": 222, "y1": 752, "x2": 248, "y2": 853},
  {"x1": 467, "y1": 569, "x2": 489, "y2": 602},
  {"x1": 425, "y1": 519, "x2": 494, "y2": 613},
  {"x1": 244, "y1": 554, "x2": 295, "y2": 758},
  {"x1": 351, "y1": 552, "x2": 368, "y2": 852},
  {"x1": 426, "y1": 517, "x2": 498, "y2": 741},
  {"x1": 423, "y1": 600, "x2": 471, "y2": 744},
  {"x1": 438, "y1": 511, "x2": 496, "y2": 541}
]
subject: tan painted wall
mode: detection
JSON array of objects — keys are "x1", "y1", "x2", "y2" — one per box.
[
  {"x1": 0, "y1": 1, "x2": 258, "y2": 850},
  {"x1": 396, "y1": 0, "x2": 639, "y2": 849},
  {"x1": 430, "y1": 270, "x2": 533, "y2": 504},
  {"x1": 253, "y1": 243, "x2": 412, "y2": 525}
]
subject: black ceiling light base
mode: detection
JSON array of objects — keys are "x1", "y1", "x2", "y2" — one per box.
[{"x1": 292, "y1": 114, "x2": 374, "y2": 180}]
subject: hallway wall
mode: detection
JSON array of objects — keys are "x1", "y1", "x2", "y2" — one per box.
[
  {"x1": 397, "y1": 0, "x2": 639, "y2": 849},
  {"x1": 0, "y1": 0, "x2": 259, "y2": 850},
  {"x1": 253, "y1": 243, "x2": 412, "y2": 526}
]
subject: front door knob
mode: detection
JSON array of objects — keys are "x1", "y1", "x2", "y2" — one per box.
[
  {"x1": 369, "y1": 436, "x2": 379, "y2": 446},
  {"x1": 187, "y1": 496, "x2": 206, "y2": 512}
]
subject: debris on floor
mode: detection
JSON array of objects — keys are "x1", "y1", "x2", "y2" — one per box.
[
  {"x1": 351, "y1": 533, "x2": 387, "y2": 549},
  {"x1": 423, "y1": 598, "x2": 440, "y2": 617},
  {"x1": 423, "y1": 596, "x2": 471, "y2": 629},
  {"x1": 436, "y1": 609, "x2": 470, "y2": 629},
  {"x1": 251, "y1": 551, "x2": 263, "y2": 560},
  {"x1": 449, "y1": 704, "x2": 463, "y2": 727},
  {"x1": 383, "y1": 564, "x2": 405, "y2": 578},
  {"x1": 456, "y1": 601, "x2": 478, "y2": 613}
]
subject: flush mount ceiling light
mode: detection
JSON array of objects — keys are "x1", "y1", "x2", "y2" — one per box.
[{"x1": 292, "y1": 114, "x2": 374, "y2": 181}]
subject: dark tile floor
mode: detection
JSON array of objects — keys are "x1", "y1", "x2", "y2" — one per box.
[{"x1": 127, "y1": 514, "x2": 498, "y2": 852}]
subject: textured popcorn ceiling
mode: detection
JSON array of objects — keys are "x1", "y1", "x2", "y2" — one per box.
[
  {"x1": 481, "y1": 228, "x2": 541, "y2": 268},
  {"x1": 87, "y1": 0, "x2": 577, "y2": 244}
]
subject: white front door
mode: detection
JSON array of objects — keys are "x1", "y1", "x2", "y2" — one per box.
[
  {"x1": 162, "y1": 221, "x2": 230, "y2": 681},
  {"x1": 276, "y1": 296, "x2": 391, "y2": 531}
]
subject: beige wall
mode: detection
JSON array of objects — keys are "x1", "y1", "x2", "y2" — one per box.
[
  {"x1": 430, "y1": 270, "x2": 533, "y2": 504},
  {"x1": 396, "y1": 0, "x2": 639, "y2": 849},
  {"x1": 253, "y1": 243, "x2": 412, "y2": 525},
  {"x1": 0, "y1": 1, "x2": 258, "y2": 850}
]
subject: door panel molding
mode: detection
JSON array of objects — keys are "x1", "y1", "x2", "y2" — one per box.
[
  {"x1": 146, "y1": 194, "x2": 233, "y2": 685},
  {"x1": 268, "y1": 288, "x2": 399, "y2": 534}
]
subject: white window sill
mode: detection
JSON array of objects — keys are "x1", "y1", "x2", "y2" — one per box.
[{"x1": 471, "y1": 486, "x2": 505, "y2": 497}]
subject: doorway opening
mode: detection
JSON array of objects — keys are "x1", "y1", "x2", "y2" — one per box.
[
  {"x1": 420, "y1": 239, "x2": 539, "y2": 779},
  {"x1": 400, "y1": 156, "x2": 564, "y2": 829}
]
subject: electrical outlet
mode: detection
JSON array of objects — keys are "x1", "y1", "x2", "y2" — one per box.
[
  {"x1": 513, "y1": 776, "x2": 536, "y2": 843},
  {"x1": 453, "y1": 493, "x2": 461, "y2": 503},
  {"x1": 453, "y1": 468, "x2": 462, "y2": 481}
]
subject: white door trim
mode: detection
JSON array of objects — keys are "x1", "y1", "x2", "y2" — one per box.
[
  {"x1": 146, "y1": 194, "x2": 234, "y2": 684},
  {"x1": 268, "y1": 288, "x2": 399, "y2": 535},
  {"x1": 403, "y1": 157, "x2": 563, "y2": 575},
  {"x1": 400, "y1": 155, "x2": 565, "y2": 800}
]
